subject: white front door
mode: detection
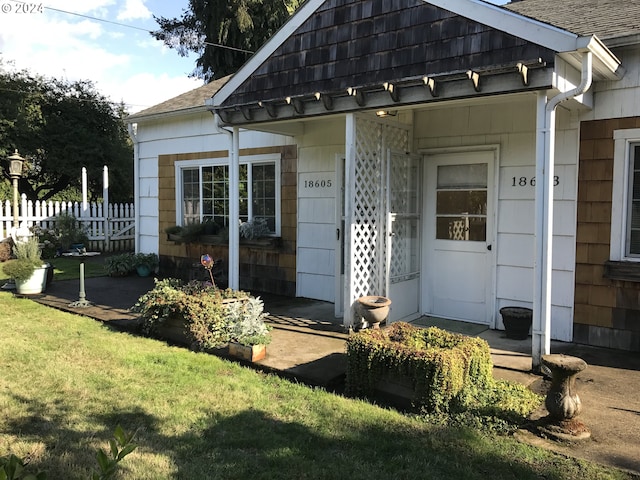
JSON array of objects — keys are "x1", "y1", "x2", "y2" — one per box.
[
  {"x1": 423, "y1": 150, "x2": 496, "y2": 324},
  {"x1": 387, "y1": 151, "x2": 421, "y2": 321}
]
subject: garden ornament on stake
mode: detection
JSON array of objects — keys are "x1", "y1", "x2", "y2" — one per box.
[{"x1": 201, "y1": 254, "x2": 215, "y2": 285}]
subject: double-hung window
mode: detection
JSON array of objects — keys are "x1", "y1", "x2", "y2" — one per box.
[
  {"x1": 612, "y1": 129, "x2": 640, "y2": 260},
  {"x1": 176, "y1": 154, "x2": 281, "y2": 235}
]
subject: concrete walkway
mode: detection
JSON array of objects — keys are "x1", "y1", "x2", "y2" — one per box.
[{"x1": 24, "y1": 274, "x2": 640, "y2": 476}]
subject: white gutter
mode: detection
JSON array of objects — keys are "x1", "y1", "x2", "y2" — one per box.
[
  {"x1": 127, "y1": 123, "x2": 140, "y2": 254},
  {"x1": 533, "y1": 51, "x2": 593, "y2": 370},
  {"x1": 213, "y1": 113, "x2": 240, "y2": 290}
]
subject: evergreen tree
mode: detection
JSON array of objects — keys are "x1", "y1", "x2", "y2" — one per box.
[{"x1": 152, "y1": 0, "x2": 300, "y2": 81}]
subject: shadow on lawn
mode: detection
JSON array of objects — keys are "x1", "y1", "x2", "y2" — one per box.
[{"x1": 3, "y1": 396, "x2": 592, "y2": 479}]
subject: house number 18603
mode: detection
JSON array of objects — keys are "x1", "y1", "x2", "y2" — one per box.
[{"x1": 512, "y1": 176, "x2": 559, "y2": 187}]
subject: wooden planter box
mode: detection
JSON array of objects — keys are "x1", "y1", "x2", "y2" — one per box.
[
  {"x1": 228, "y1": 342, "x2": 267, "y2": 362},
  {"x1": 156, "y1": 316, "x2": 190, "y2": 346}
]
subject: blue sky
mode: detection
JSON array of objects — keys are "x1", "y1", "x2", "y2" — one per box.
[
  {"x1": 0, "y1": 0, "x2": 202, "y2": 113},
  {"x1": 0, "y1": 0, "x2": 508, "y2": 114}
]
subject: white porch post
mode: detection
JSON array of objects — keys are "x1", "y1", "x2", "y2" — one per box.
[
  {"x1": 228, "y1": 126, "x2": 241, "y2": 290},
  {"x1": 343, "y1": 113, "x2": 356, "y2": 328},
  {"x1": 533, "y1": 52, "x2": 593, "y2": 369},
  {"x1": 127, "y1": 124, "x2": 139, "y2": 253},
  {"x1": 533, "y1": 91, "x2": 553, "y2": 369}
]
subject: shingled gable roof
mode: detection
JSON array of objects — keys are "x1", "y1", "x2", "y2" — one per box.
[
  {"x1": 505, "y1": 0, "x2": 640, "y2": 45},
  {"x1": 126, "y1": 75, "x2": 231, "y2": 122},
  {"x1": 208, "y1": 0, "x2": 620, "y2": 126}
]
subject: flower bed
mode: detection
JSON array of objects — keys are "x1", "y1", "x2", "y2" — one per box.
[
  {"x1": 131, "y1": 278, "x2": 270, "y2": 352},
  {"x1": 346, "y1": 322, "x2": 494, "y2": 413}
]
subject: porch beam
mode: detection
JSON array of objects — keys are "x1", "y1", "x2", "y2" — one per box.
[
  {"x1": 467, "y1": 70, "x2": 481, "y2": 92},
  {"x1": 517, "y1": 63, "x2": 529, "y2": 86},
  {"x1": 259, "y1": 101, "x2": 278, "y2": 118},
  {"x1": 423, "y1": 76, "x2": 438, "y2": 97},
  {"x1": 383, "y1": 82, "x2": 400, "y2": 102},
  {"x1": 215, "y1": 68, "x2": 553, "y2": 127},
  {"x1": 239, "y1": 106, "x2": 252, "y2": 121}
]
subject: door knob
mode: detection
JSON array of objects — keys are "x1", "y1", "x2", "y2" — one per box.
[{"x1": 487, "y1": 244, "x2": 492, "y2": 251}]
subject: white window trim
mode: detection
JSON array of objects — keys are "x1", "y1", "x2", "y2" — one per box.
[
  {"x1": 611, "y1": 128, "x2": 640, "y2": 261},
  {"x1": 174, "y1": 153, "x2": 282, "y2": 236}
]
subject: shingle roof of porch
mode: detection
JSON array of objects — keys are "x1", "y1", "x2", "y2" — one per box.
[{"x1": 209, "y1": 0, "x2": 620, "y2": 126}]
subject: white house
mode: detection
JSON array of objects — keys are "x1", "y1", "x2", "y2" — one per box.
[{"x1": 128, "y1": 0, "x2": 640, "y2": 364}]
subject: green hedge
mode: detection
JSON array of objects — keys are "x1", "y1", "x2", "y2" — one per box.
[{"x1": 346, "y1": 322, "x2": 494, "y2": 413}]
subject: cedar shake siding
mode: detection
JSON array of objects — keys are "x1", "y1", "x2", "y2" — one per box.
[
  {"x1": 221, "y1": 0, "x2": 556, "y2": 108},
  {"x1": 158, "y1": 145, "x2": 298, "y2": 297},
  {"x1": 575, "y1": 117, "x2": 640, "y2": 351}
]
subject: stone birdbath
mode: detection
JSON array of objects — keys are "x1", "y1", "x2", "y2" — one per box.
[
  {"x1": 356, "y1": 296, "x2": 392, "y2": 329},
  {"x1": 539, "y1": 354, "x2": 591, "y2": 441}
]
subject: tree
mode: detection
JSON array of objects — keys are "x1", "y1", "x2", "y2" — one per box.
[
  {"x1": 152, "y1": 0, "x2": 300, "y2": 81},
  {"x1": 0, "y1": 62, "x2": 133, "y2": 203}
]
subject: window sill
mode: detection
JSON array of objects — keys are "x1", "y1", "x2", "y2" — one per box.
[
  {"x1": 604, "y1": 261, "x2": 640, "y2": 282},
  {"x1": 169, "y1": 234, "x2": 282, "y2": 249}
]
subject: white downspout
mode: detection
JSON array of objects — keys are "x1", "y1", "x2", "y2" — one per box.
[
  {"x1": 213, "y1": 113, "x2": 240, "y2": 290},
  {"x1": 128, "y1": 123, "x2": 140, "y2": 254},
  {"x1": 533, "y1": 51, "x2": 593, "y2": 370}
]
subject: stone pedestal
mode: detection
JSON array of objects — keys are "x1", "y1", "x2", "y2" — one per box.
[{"x1": 539, "y1": 354, "x2": 591, "y2": 441}]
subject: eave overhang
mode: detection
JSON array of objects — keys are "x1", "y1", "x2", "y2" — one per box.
[
  {"x1": 126, "y1": 105, "x2": 209, "y2": 124},
  {"x1": 209, "y1": 59, "x2": 553, "y2": 127}
]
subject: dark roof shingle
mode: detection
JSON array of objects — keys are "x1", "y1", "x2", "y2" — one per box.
[{"x1": 505, "y1": 0, "x2": 640, "y2": 41}]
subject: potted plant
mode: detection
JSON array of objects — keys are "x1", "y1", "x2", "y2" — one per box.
[
  {"x1": 165, "y1": 225, "x2": 183, "y2": 242},
  {"x1": 499, "y1": 306, "x2": 533, "y2": 340},
  {"x1": 239, "y1": 217, "x2": 270, "y2": 240},
  {"x1": 1, "y1": 237, "x2": 50, "y2": 294},
  {"x1": 226, "y1": 296, "x2": 272, "y2": 362},
  {"x1": 165, "y1": 222, "x2": 207, "y2": 243},
  {"x1": 104, "y1": 252, "x2": 136, "y2": 277},
  {"x1": 133, "y1": 252, "x2": 159, "y2": 277}
]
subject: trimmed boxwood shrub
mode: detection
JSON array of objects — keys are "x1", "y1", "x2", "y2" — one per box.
[{"x1": 346, "y1": 322, "x2": 495, "y2": 413}]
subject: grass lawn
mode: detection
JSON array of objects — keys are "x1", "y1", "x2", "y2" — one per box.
[
  {"x1": 0, "y1": 256, "x2": 108, "y2": 282},
  {"x1": 0, "y1": 294, "x2": 633, "y2": 480}
]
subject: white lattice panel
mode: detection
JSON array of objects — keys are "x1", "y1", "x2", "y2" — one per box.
[{"x1": 348, "y1": 117, "x2": 410, "y2": 307}]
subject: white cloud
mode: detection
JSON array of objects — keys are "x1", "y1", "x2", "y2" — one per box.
[
  {"x1": 117, "y1": 0, "x2": 152, "y2": 21},
  {"x1": 0, "y1": 0, "x2": 201, "y2": 114}
]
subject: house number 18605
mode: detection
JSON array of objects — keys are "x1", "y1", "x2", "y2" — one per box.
[
  {"x1": 512, "y1": 176, "x2": 559, "y2": 187},
  {"x1": 304, "y1": 179, "x2": 332, "y2": 188}
]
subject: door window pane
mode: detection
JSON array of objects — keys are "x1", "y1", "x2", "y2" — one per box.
[
  {"x1": 436, "y1": 163, "x2": 487, "y2": 241},
  {"x1": 437, "y1": 164, "x2": 487, "y2": 189},
  {"x1": 182, "y1": 168, "x2": 200, "y2": 224},
  {"x1": 252, "y1": 163, "x2": 276, "y2": 232},
  {"x1": 628, "y1": 145, "x2": 640, "y2": 255}
]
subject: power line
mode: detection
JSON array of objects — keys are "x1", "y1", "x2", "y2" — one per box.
[{"x1": 9, "y1": 0, "x2": 254, "y2": 54}]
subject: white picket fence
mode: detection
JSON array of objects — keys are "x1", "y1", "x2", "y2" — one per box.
[{"x1": 0, "y1": 194, "x2": 135, "y2": 252}]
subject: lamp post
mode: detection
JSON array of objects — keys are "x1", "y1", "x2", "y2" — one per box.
[{"x1": 7, "y1": 150, "x2": 24, "y2": 228}]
